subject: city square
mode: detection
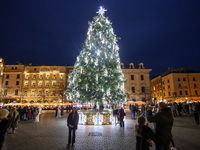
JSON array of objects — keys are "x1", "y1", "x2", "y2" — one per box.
[
  {"x1": 1, "y1": 1, "x2": 200, "y2": 150},
  {"x1": 2, "y1": 111, "x2": 200, "y2": 150}
]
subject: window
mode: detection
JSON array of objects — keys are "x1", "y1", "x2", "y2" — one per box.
[
  {"x1": 33, "y1": 75, "x2": 36, "y2": 79},
  {"x1": 131, "y1": 87, "x2": 135, "y2": 93},
  {"x1": 183, "y1": 78, "x2": 186, "y2": 81},
  {"x1": 15, "y1": 90, "x2": 18, "y2": 95},
  {"x1": 168, "y1": 92, "x2": 171, "y2": 96},
  {"x1": 179, "y1": 84, "x2": 181, "y2": 88},
  {"x1": 167, "y1": 80, "x2": 170, "y2": 83},
  {"x1": 46, "y1": 82, "x2": 49, "y2": 87},
  {"x1": 141, "y1": 75, "x2": 144, "y2": 80},
  {"x1": 160, "y1": 92, "x2": 162, "y2": 96},
  {"x1": 185, "y1": 91, "x2": 188, "y2": 95},
  {"x1": 193, "y1": 78, "x2": 196, "y2": 81},
  {"x1": 39, "y1": 75, "x2": 43, "y2": 79},
  {"x1": 5, "y1": 81, "x2": 8, "y2": 85},
  {"x1": 178, "y1": 78, "x2": 180, "y2": 81},
  {"x1": 4, "y1": 90, "x2": 7, "y2": 96},
  {"x1": 60, "y1": 74, "x2": 63, "y2": 79},
  {"x1": 131, "y1": 75, "x2": 134, "y2": 80},
  {"x1": 60, "y1": 82, "x2": 63, "y2": 87},
  {"x1": 53, "y1": 75, "x2": 56, "y2": 79},
  {"x1": 15, "y1": 67, "x2": 17, "y2": 70},
  {"x1": 194, "y1": 84, "x2": 197, "y2": 88},
  {"x1": 46, "y1": 74, "x2": 50, "y2": 79},
  {"x1": 164, "y1": 93, "x2": 165, "y2": 96},
  {"x1": 195, "y1": 90, "x2": 198, "y2": 95},
  {"x1": 25, "y1": 82, "x2": 28, "y2": 87},
  {"x1": 11, "y1": 67, "x2": 14, "y2": 70},
  {"x1": 25, "y1": 75, "x2": 29, "y2": 79},
  {"x1": 38, "y1": 91, "x2": 42, "y2": 96},
  {"x1": 17, "y1": 74, "x2": 20, "y2": 79},
  {"x1": 45, "y1": 91, "x2": 49, "y2": 96},
  {"x1": 52, "y1": 82, "x2": 56, "y2": 87},
  {"x1": 163, "y1": 87, "x2": 165, "y2": 90},
  {"x1": 60, "y1": 90, "x2": 63, "y2": 96},
  {"x1": 163, "y1": 81, "x2": 164, "y2": 84},
  {"x1": 24, "y1": 91, "x2": 27, "y2": 96},
  {"x1": 32, "y1": 82, "x2": 35, "y2": 86},
  {"x1": 180, "y1": 91, "x2": 183, "y2": 95},
  {"x1": 141, "y1": 87, "x2": 145, "y2": 93},
  {"x1": 31, "y1": 91, "x2": 35, "y2": 96},
  {"x1": 52, "y1": 91, "x2": 55, "y2": 96},
  {"x1": 34, "y1": 68, "x2": 37, "y2": 71},
  {"x1": 6, "y1": 74, "x2": 9, "y2": 79},
  {"x1": 16, "y1": 81, "x2": 19, "y2": 85},
  {"x1": 168, "y1": 85, "x2": 170, "y2": 89},
  {"x1": 39, "y1": 82, "x2": 42, "y2": 87}
]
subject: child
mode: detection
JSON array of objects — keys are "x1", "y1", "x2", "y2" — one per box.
[{"x1": 135, "y1": 117, "x2": 154, "y2": 150}]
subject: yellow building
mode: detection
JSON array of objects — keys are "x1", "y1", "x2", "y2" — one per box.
[
  {"x1": 151, "y1": 67, "x2": 200, "y2": 103},
  {"x1": 1, "y1": 62, "x2": 24, "y2": 103},
  {"x1": 22, "y1": 65, "x2": 72, "y2": 104},
  {"x1": 121, "y1": 62, "x2": 152, "y2": 105}
]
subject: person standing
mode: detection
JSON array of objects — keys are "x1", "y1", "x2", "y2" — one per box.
[
  {"x1": 192, "y1": 103, "x2": 199, "y2": 124},
  {"x1": 61, "y1": 106, "x2": 64, "y2": 117},
  {"x1": 147, "y1": 102, "x2": 174, "y2": 150},
  {"x1": 34, "y1": 108, "x2": 40, "y2": 123},
  {"x1": 67, "y1": 107, "x2": 79, "y2": 147},
  {"x1": 118, "y1": 107, "x2": 125, "y2": 128},
  {"x1": 131, "y1": 105, "x2": 136, "y2": 119},
  {"x1": 0, "y1": 109, "x2": 10, "y2": 150},
  {"x1": 55, "y1": 107, "x2": 58, "y2": 118},
  {"x1": 8, "y1": 107, "x2": 19, "y2": 133},
  {"x1": 135, "y1": 117, "x2": 154, "y2": 150}
]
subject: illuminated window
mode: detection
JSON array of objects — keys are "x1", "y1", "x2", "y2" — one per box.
[
  {"x1": 32, "y1": 82, "x2": 35, "y2": 86},
  {"x1": 46, "y1": 82, "x2": 49, "y2": 87},
  {"x1": 39, "y1": 75, "x2": 43, "y2": 79},
  {"x1": 33, "y1": 75, "x2": 36, "y2": 79},
  {"x1": 60, "y1": 74, "x2": 63, "y2": 79},
  {"x1": 53, "y1": 75, "x2": 56, "y2": 79},
  {"x1": 25, "y1": 75, "x2": 29, "y2": 79},
  {"x1": 38, "y1": 91, "x2": 42, "y2": 96},
  {"x1": 45, "y1": 91, "x2": 49, "y2": 96},
  {"x1": 52, "y1": 82, "x2": 56, "y2": 87},
  {"x1": 46, "y1": 74, "x2": 50, "y2": 79},
  {"x1": 24, "y1": 91, "x2": 27, "y2": 96},
  {"x1": 25, "y1": 82, "x2": 28, "y2": 86},
  {"x1": 39, "y1": 82, "x2": 42, "y2": 87},
  {"x1": 52, "y1": 91, "x2": 55, "y2": 96},
  {"x1": 31, "y1": 91, "x2": 35, "y2": 96}
]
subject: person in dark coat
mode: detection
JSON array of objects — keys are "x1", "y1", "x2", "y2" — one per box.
[
  {"x1": 147, "y1": 102, "x2": 174, "y2": 150},
  {"x1": 131, "y1": 105, "x2": 136, "y2": 119},
  {"x1": 118, "y1": 107, "x2": 125, "y2": 128},
  {"x1": 135, "y1": 117, "x2": 154, "y2": 150},
  {"x1": 0, "y1": 109, "x2": 10, "y2": 150},
  {"x1": 61, "y1": 106, "x2": 64, "y2": 117},
  {"x1": 67, "y1": 107, "x2": 79, "y2": 147}
]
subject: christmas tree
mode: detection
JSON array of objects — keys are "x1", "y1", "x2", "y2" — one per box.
[{"x1": 66, "y1": 6, "x2": 127, "y2": 106}]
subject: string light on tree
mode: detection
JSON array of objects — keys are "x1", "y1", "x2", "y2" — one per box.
[{"x1": 66, "y1": 6, "x2": 127, "y2": 105}]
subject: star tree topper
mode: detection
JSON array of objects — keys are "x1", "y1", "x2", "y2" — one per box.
[{"x1": 96, "y1": 6, "x2": 107, "y2": 15}]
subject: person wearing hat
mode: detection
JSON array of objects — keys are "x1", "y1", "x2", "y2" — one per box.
[
  {"x1": 67, "y1": 107, "x2": 79, "y2": 147},
  {"x1": 147, "y1": 102, "x2": 174, "y2": 150},
  {"x1": 0, "y1": 109, "x2": 10, "y2": 150}
]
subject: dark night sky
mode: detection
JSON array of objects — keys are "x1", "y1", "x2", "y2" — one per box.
[{"x1": 0, "y1": 0, "x2": 200, "y2": 77}]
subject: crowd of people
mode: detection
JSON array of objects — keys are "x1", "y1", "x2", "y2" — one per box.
[{"x1": 131, "y1": 101, "x2": 200, "y2": 150}]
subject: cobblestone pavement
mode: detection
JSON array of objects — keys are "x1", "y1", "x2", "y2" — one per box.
[{"x1": 2, "y1": 111, "x2": 200, "y2": 150}]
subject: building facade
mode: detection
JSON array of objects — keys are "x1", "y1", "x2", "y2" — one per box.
[
  {"x1": 151, "y1": 67, "x2": 200, "y2": 103},
  {"x1": 0, "y1": 58, "x2": 152, "y2": 105},
  {"x1": 121, "y1": 62, "x2": 152, "y2": 105}
]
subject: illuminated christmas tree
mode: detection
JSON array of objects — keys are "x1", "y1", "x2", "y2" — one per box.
[{"x1": 66, "y1": 6, "x2": 127, "y2": 106}]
